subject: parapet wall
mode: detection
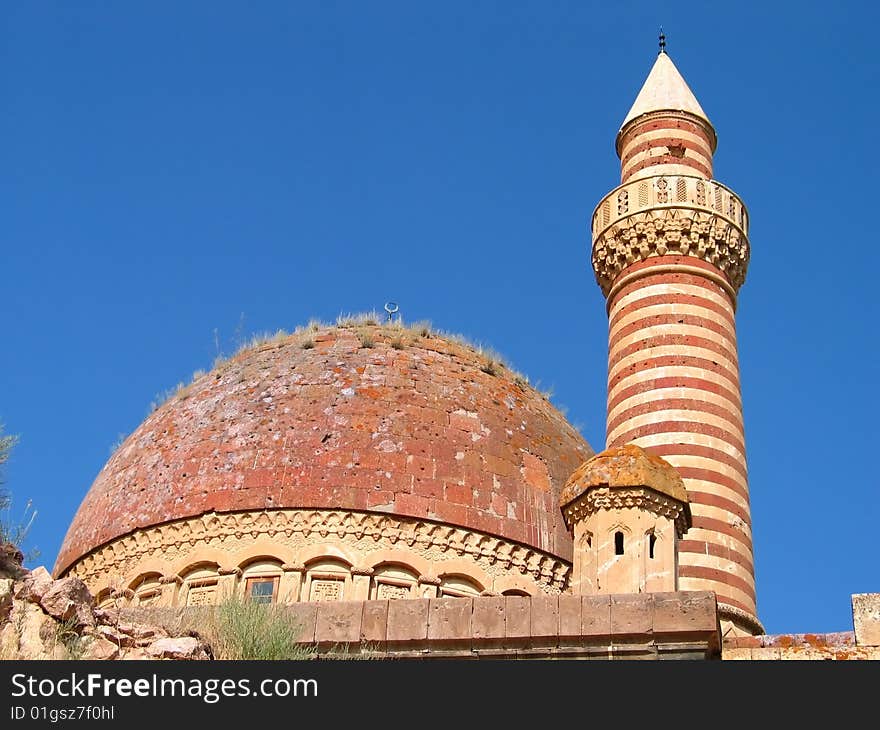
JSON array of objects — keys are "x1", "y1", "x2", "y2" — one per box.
[
  {"x1": 126, "y1": 591, "x2": 721, "y2": 660},
  {"x1": 722, "y1": 593, "x2": 880, "y2": 660},
  {"x1": 291, "y1": 591, "x2": 720, "y2": 659}
]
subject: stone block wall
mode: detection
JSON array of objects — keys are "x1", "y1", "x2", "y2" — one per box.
[
  {"x1": 283, "y1": 590, "x2": 721, "y2": 659},
  {"x1": 722, "y1": 593, "x2": 880, "y2": 660}
]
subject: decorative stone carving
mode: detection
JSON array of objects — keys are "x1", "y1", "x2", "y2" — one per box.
[
  {"x1": 591, "y1": 174, "x2": 750, "y2": 296},
  {"x1": 376, "y1": 583, "x2": 411, "y2": 600},
  {"x1": 717, "y1": 602, "x2": 765, "y2": 636},
  {"x1": 310, "y1": 580, "x2": 343, "y2": 602},
  {"x1": 185, "y1": 584, "x2": 217, "y2": 607},
  {"x1": 562, "y1": 487, "x2": 690, "y2": 538},
  {"x1": 66, "y1": 508, "x2": 571, "y2": 598}
]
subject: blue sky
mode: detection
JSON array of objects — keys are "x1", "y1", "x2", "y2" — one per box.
[{"x1": 2, "y1": 2, "x2": 877, "y2": 635}]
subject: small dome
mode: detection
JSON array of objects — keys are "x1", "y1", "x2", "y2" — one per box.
[
  {"x1": 56, "y1": 322, "x2": 595, "y2": 576},
  {"x1": 559, "y1": 443, "x2": 688, "y2": 508}
]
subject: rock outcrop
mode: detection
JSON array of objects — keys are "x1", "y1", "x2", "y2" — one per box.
[{"x1": 0, "y1": 543, "x2": 211, "y2": 660}]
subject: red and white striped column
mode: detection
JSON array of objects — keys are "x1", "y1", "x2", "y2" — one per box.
[
  {"x1": 604, "y1": 256, "x2": 757, "y2": 630},
  {"x1": 591, "y1": 51, "x2": 761, "y2": 634}
]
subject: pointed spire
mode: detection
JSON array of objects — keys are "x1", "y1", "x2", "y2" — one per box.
[{"x1": 619, "y1": 51, "x2": 710, "y2": 130}]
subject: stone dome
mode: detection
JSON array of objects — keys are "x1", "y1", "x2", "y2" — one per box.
[{"x1": 55, "y1": 322, "x2": 594, "y2": 577}]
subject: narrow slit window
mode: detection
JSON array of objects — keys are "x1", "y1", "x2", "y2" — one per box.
[
  {"x1": 615, "y1": 531, "x2": 624, "y2": 555},
  {"x1": 649, "y1": 533, "x2": 657, "y2": 559}
]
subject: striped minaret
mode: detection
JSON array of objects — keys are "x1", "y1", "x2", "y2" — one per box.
[{"x1": 591, "y1": 48, "x2": 762, "y2": 635}]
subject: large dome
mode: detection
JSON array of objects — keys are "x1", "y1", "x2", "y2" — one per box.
[{"x1": 55, "y1": 322, "x2": 594, "y2": 578}]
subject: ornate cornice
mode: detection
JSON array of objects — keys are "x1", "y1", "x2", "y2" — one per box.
[
  {"x1": 66, "y1": 508, "x2": 572, "y2": 593},
  {"x1": 718, "y1": 602, "x2": 765, "y2": 636},
  {"x1": 561, "y1": 486, "x2": 691, "y2": 537},
  {"x1": 591, "y1": 174, "x2": 749, "y2": 296}
]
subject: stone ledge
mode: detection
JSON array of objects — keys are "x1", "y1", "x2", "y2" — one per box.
[
  {"x1": 852, "y1": 593, "x2": 880, "y2": 646},
  {"x1": 301, "y1": 591, "x2": 720, "y2": 659}
]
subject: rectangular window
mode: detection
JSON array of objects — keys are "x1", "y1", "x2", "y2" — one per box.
[
  {"x1": 245, "y1": 576, "x2": 279, "y2": 604},
  {"x1": 186, "y1": 581, "x2": 218, "y2": 607}
]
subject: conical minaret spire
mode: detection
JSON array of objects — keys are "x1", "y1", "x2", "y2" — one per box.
[
  {"x1": 616, "y1": 51, "x2": 717, "y2": 184},
  {"x1": 591, "y1": 50, "x2": 760, "y2": 635}
]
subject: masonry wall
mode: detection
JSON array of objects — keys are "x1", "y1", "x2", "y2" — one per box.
[
  {"x1": 125, "y1": 590, "x2": 721, "y2": 660},
  {"x1": 723, "y1": 593, "x2": 880, "y2": 660}
]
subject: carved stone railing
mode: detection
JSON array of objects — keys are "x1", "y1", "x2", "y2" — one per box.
[{"x1": 591, "y1": 175, "x2": 750, "y2": 296}]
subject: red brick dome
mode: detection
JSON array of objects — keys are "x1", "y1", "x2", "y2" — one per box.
[{"x1": 55, "y1": 322, "x2": 594, "y2": 576}]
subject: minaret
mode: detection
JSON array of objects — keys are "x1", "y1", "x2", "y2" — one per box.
[{"x1": 591, "y1": 41, "x2": 761, "y2": 635}]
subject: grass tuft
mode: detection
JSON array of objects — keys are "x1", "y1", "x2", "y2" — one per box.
[
  {"x1": 480, "y1": 360, "x2": 499, "y2": 376},
  {"x1": 212, "y1": 596, "x2": 310, "y2": 660}
]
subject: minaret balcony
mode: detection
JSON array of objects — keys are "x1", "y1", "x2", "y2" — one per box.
[{"x1": 591, "y1": 174, "x2": 750, "y2": 297}]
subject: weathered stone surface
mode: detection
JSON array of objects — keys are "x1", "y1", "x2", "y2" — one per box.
[
  {"x1": 427, "y1": 597, "x2": 472, "y2": 647},
  {"x1": 387, "y1": 598, "x2": 428, "y2": 644},
  {"x1": 0, "y1": 619, "x2": 19, "y2": 659},
  {"x1": 0, "y1": 578, "x2": 13, "y2": 623},
  {"x1": 561, "y1": 444, "x2": 687, "y2": 509},
  {"x1": 13, "y1": 566, "x2": 54, "y2": 604},
  {"x1": 81, "y1": 635, "x2": 120, "y2": 660},
  {"x1": 56, "y1": 325, "x2": 595, "y2": 579},
  {"x1": 315, "y1": 601, "x2": 362, "y2": 646},
  {"x1": 530, "y1": 594, "x2": 558, "y2": 648},
  {"x1": 581, "y1": 594, "x2": 612, "y2": 640},
  {"x1": 284, "y1": 603, "x2": 318, "y2": 644},
  {"x1": 116, "y1": 622, "x2": 168, "y2": 643},
  {"x1": 654, "y1": 591, "x2": 717, "y2": 642},
  {"x1": 852, "y1": 593, "x2": 880, "y2": 646},
  {"x1": 504, "y1": 596, "x2": 530, "y2": 646},
  {"x1": 17, "y1": 602, "x2": 67, "y2": 660},
  {"x1": 473, "y1": 596, "x2": 505, "y2": 643},
  {"x1": 558, "y1": 595, "x2": 582, "y2": 641},
  {"x1": 610, "y1": 593, "x2": 653, "y2": 641},
  {"x1": 721, "y1": 630, "x2": 880, "y2": 660},
  {"x1": 93, "y1": 624, "x2": 160, "y2": 649},
  {"x1": 0, "y1": 565, "x2": 216, "y2": 660},
  {"x1": 146, "y1": 636, "x2": 210, "y2": 660},
  {"x1": 360, "y1": 600, "x2": 388, "y2": 648},
  {"x1": 0, "y1": 542, "x2": 25, "y2": 579},
  {"x1": 39, "y1": 576, "x2": 95, "y2": 628}
]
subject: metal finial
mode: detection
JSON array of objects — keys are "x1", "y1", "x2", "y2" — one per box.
[
  {"x1": 384, "y1": 301, "x2": 400, "y2": 323},
  {"x1": 658, "y1": 27, "x2": 666, "y2": 54}
]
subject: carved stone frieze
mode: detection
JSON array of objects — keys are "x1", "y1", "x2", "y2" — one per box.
[
  {"x1": 562, "y1": 487, "x2": 690, "y2": 537},
  {"x1": 591, "y1": 175, "x2": 750, "y2": 296},
  {"x1": 66, "y1": 508, "x2": 572, "y2": 595}
]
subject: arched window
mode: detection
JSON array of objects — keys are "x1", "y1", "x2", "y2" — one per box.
[
  {"x1": 131, "y1": 574, "x2": 162, "y2": 606},
  {"x1": 95, "y1": 589, "x2": 114, "y2": 610},
  {"x1": 181, "y1": 565, "x2": 220, "y2": 607},
  {"x1": 438, "y1": 574, "x2": 482, "y2": 598},
  {"x1": 370, "y1": 563, "x2": 418, "y2": 600},
  {"x1": 241, "y1": 559, "x2": 283, "y2": 604},
  {"x1": 614, "y1": 531, "x2": 625, "y2": 556},
  {"x1": 302, "y1": 558, "x2": 351, "y2": 602}
]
